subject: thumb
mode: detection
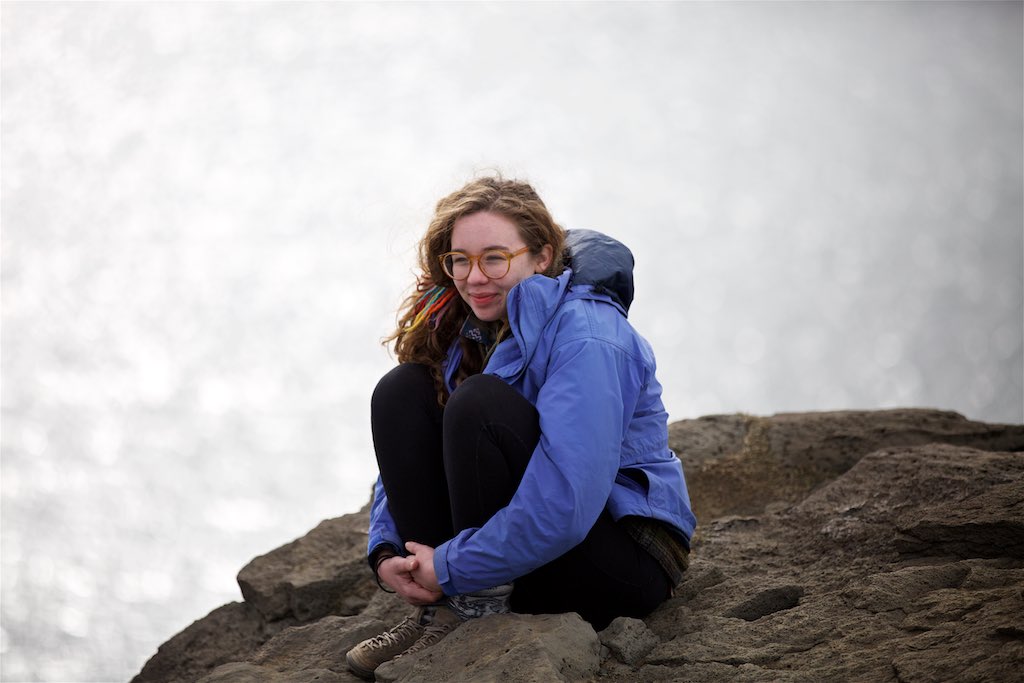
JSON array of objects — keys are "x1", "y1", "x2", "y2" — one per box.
[{"x1": 405, "y1": 541, "x2": 425, "y2": 554}]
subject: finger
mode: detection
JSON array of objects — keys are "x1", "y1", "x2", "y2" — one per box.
[
  {"x1": 400, "y1": 582, "x2": 441, "y2": 604},
  {"x1": 410, "y1": 571, "x2": 440, "y2": 594},
  {"x1": 407, "y1": 588, "x2": 443, "y2": 605},
  {"x1": 377, "y1": 562, "x2": 408, "y2": 582}
]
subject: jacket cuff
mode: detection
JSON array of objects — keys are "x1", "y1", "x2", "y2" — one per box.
[
  {"x1": 433, "y1": 539, "x2": 456, "y2": 596},
  {"x1": 368, "y1": 542, "x2": 401, "y2": 572}
]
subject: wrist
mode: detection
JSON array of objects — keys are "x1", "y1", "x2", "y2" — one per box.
[
  {"x1": 368, "y1": 543, "x2": 401, "y2": 570},
  {"x1": 373, "y1": 553, "x2": 398, "y2": 594},
  {"x1": 375, "y1": 553, "x2": 397, "y2": 572}
]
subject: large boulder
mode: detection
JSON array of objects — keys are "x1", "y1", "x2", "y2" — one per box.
[
  {"x1": 133, "y1": 409, "x2": 1024, "y2": 682},
  {"x1": 132, "y1": 602, "x2": 297, "y2": 683},
  {"x1": 640, "y1": 443, "x2": 1024, "y2": 682},
  {"x1": 198, "y1": 615, "x2": 389, "y2": 683},
  {"x1": 375, "y1": 612, "x2": 601, "y2": 682},
  {"x1": 236, "y1": 511, "x2": 376, "y2": 622},
  {"x1": 670, "y1": 408, "x2": 1024, "y2": 520}
]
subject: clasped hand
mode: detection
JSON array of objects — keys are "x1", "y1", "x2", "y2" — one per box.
[{"x1": 377, "y1": 541, "x2": 443, "y2": 605}]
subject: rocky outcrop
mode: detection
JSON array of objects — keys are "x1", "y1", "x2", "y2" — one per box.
[
  {"x1": 132, "y1": 409, "x2": 1024, "y2": 682},
  {"x1": 236, "y1": 514, "x2": 378, "y2": 623},
  {"x1": 669, "y1": 408, "x2": 1024, "y2": 521}
]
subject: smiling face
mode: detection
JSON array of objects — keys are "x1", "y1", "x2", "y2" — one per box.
[{"x1": 450, "y1": 211, "x2": 553, "y2": 322}]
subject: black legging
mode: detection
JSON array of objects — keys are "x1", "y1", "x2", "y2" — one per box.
[{"x1": 370, "y1": 363, "x2": 670, "y2": 629}]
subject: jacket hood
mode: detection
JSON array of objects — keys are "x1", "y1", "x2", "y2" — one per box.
[{"x1": 564, "y1": 228, "x2": 635, "y2": 314}]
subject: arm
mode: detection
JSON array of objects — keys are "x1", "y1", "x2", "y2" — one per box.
[
  {"x1": 368, "y1": 477, "x2": 444, "y2": 604},
  {"x1": 433, "y1": 337, "x2": 646, "y2": 595},
  {"x1": 367, "y1": 476, "x2": 403, "y2": 564}
]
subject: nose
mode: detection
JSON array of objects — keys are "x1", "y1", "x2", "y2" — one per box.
[{"x1": 466, "y1": 260, "x2": 490, "y2": 285}]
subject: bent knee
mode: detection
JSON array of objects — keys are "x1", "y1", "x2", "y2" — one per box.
[
  {"x1": 372, "y1": 363, "x2": 435, "y2": 410},
  {"x1": 446, "y1": 374, "x2": 507, "y2": 415}
]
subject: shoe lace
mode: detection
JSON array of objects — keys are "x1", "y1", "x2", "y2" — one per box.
[
  {"x1": 397, "y1": 620, "x2": 458, "y2": 658},
  {"x1": 365, "y1": 617, "x2": 420, "y2": 651}
]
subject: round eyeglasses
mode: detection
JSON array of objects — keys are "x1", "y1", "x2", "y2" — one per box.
[{"x1": 439, "y1": 246, "x2": 531, "y2": 281}]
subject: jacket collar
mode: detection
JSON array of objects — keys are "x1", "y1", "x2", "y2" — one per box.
[
  {"x1": 485, "y1": 268, "x2": 625, "y2": 382},
  {"x1": 459, "y1": 315, "x2": 498, "y2": 347}
]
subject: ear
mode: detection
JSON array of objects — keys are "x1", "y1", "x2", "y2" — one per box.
[{"x1": 534, "y1": 244, "x2": 554, "y2": 273}]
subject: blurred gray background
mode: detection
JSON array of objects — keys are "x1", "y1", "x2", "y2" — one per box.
[{"x1": 2, "y1": 2, "x2": 1021, "y2": 680}]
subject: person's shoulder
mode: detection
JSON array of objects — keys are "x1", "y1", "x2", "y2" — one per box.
[{"x1": 548, "y1": 291, "x2": 649, "y2": 356}]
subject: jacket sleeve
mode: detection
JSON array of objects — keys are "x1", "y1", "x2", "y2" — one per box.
[
  {"x1": 367, "y1": 475, "x2": 403, "y2": 560},
  {"x1": 433, "y1": 336, "x2": 646, "y2": 595}
]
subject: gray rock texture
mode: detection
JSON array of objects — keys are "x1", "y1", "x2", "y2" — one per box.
[
  {"x1": 375, "y1": 612, "x2": 601, "y2": 682},
  {"x1": 132, "y1": 409, "x2": 1024, "y2": 682},
  {"x1": 599, "y1": 617, "x2": 660, "y2": 666},
  {"x1": 237, "y1": 514, "x2": 378, "y2": 622},
  {"x1": 669, "y1": 408, "x2": 1024, "y2": 522}
]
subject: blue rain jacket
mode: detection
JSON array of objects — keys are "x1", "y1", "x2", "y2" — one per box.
[{"x1": 368, "y1": 230, "x2": 696, "y2": 596}]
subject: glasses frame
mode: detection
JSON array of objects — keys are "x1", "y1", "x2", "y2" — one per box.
[{"x1": 439, "y1": 246, "x2": 532, "y2": 281}]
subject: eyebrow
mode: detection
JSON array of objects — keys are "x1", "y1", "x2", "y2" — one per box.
[{"x1": 450, "y1": 245, "x2": 513, "y2": 253}]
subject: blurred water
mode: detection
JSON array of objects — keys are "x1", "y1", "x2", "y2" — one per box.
[{"x1": 2, "y1": 2, "x2": 1021, "y2": 681}]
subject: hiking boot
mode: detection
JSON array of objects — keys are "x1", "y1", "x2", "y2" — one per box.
[
  {"x1": 345, "y1": 607, "x2": 428, "y2": 680},
  {"x1": 389, "y1": 603, "x2": 461, "y2": 662}
]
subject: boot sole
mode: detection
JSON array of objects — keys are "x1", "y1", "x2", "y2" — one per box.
[{"x1": 346, "y1": 651, "x2": 378, "y2": 681}]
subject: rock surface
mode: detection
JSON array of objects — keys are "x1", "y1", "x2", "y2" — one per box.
[{"x1": 132, "y1": 409, "x2": 1024, "y2": 682}]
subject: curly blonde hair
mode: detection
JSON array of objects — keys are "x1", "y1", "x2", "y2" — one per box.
[{"x1": 385, "y1": 176, "x2": 567, "y2": 402}]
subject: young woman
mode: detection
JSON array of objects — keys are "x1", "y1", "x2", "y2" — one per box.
[{"x1": 346, "y1": 176, "x2": 696, "y2": 680}]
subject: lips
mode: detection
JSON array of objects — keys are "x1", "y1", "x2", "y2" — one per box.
[{"x1": 469, "y1": 293, "x2": 499, "y2": 305}]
